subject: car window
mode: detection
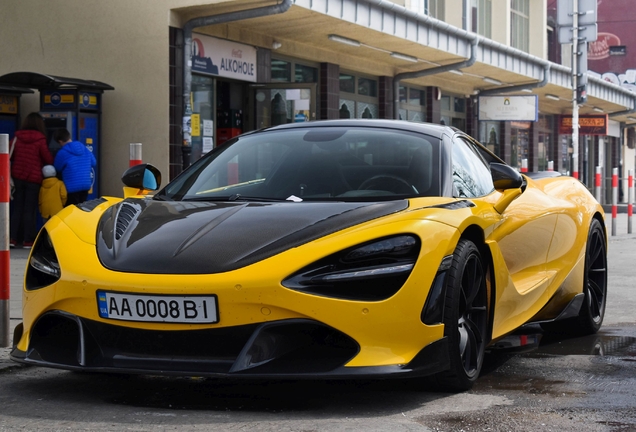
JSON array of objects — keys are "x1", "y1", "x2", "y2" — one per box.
[
  {"x1": 158, "y1": 126, "x2": 441, "y2": 201},
  {"x1": 451, "y1": 136, "x2": 494, "y2": 198}
]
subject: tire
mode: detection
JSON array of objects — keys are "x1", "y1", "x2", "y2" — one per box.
[
  {"x1": 541, "y1": 218, "x2": 607, "y2": 336},
  {"x1": 432, "y1": 239, "x2": 489, "y2": 392}
]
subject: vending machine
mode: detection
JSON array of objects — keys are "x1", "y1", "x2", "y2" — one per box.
[{"x1": 0, "y1": 72, "x2": 114, "y2": 200}]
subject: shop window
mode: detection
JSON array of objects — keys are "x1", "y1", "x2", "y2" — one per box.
[
  {"x1": 454, "y1": 97, "x2": 465, "y2": 113},
  {"x1": 538, "y1": 115, "x2": 555, "y2": 171},
  {"x1": 398, "y1": 86, "x2": 426, "y2": 123},
  {"x1": 409, "y1": 88, "x2": 425, "y2": 106},
  {"x1": 340, "y1": 74, "x2": 356, "y2": 93},
  {"x1": 510, "y1": 122, "x2": 531, "y2": 170},
  {"x1": 271, "y1": 59, "x2": 292, "y2": 82},
  {"x1": 272, "y1": 58, "x2": 318, "y2": 83},
  {"x1": 441, "y1": 95, "x2": 451, "y2": 111},
  {"x1": 295, "y1": 64, "x2": 318, "y2": 83},
  {"x1": 358, "y1": 77, "x2": 377, "y2": 97},
  {"x1": 441, "y1": 93, "x2": 467, "y2": 131},
  {"x1": 399, "y1": 86, "x2": 407, "y2": 103},
  {"x1": 339, "y1": 72, "x2": 379, "y2": 119},
  {"x1": 479, "y1": 121, "x2": 500, "y2": 157}
]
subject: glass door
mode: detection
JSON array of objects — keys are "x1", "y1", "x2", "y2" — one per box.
[
  {"x1": 191, "y1": 74, "x2": 215, "y2": 160},
  {"x1": 249, "y1": 83, "x2": 317, "y2": 130}
]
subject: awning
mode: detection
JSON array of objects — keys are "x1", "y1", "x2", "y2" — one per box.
[
  {"x1": 0, "y1": 72, "x2": 114, "y2": 91},
  {"x1": 0, "y1": 85, "x2": 34, "y2": 94}
]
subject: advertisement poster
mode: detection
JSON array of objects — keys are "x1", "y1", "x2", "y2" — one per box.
[{"x1": 191, "y1": 114, "x2": 201, "y2": 137}]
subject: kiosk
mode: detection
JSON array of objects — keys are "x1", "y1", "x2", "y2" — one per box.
[
  {"x1": 0, "y1": 85, "x2": 34, "y2": 139},
  {"x1": 0, "y1": 72, "x2": 114, "y2": 199}
]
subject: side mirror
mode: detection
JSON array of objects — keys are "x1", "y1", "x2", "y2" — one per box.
[
  {"x1": 490, "y1": 162, "x2": 523, "y2": 190},
  {"x1": 122, "y1": 164, "x2": 161, "y2": 191}
]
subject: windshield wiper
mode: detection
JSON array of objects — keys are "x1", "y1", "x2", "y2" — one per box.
[
  {"x1": 228, "y1": 194, "x2": 289, "y2": 202},
  {"x1": 152, "y1": 194, "x2": 173, "y2": 201}
]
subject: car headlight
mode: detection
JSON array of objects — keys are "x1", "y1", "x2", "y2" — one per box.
[
  {"x1": 282, "y1": 235, "x2": 420, "y2": 301},
  {"x1": 26, "y1": 229, "x2": 61, "y2": 290}
]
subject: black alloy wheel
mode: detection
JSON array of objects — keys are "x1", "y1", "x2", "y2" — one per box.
[
  {"x1": 541, "y1": 218, "x2": 607, "y2": 336},
  {"x1": 433, "y1": 239, "x2": 489, "y2": 391},
  {"x1": 578, "y1": 218, "x2": 607, "y2": 334}
]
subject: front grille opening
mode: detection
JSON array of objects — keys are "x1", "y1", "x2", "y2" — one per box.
[
  {"x1": 237, "y1": 321, "x2": 359, "y2": 374},
  {"x1": 81, "y1": 320, "x2": 259, "y2": 373},
  {"x1": 30, "y1": 314, "x2": 81, "y2": 366},
  {"x1": 26, "y1": 316, "x2": 360, "y2": 376}
]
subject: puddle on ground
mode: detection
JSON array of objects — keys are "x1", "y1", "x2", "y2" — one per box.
[
  {"x1": 492, "y1": 327, "x2": 636, "y2": 357},
  {"x1": 535, "y1": 334, "x2": 636, "y2": 357}
]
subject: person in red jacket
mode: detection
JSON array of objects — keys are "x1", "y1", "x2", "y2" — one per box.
[{"x1": 10, "y1": 112, "x2": 53, "y2": 248}]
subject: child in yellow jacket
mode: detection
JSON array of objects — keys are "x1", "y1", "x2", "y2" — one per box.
[{"x1": 39, "y1": 165, "x2": 67, "y2": 221}]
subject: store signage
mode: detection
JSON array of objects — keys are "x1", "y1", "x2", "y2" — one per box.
[
  {"x1": 478, "y1": 95, "x2": 538, "y2": 121},
  {"x1": 192, "y1": 34, "x2": 257, "y2": 82},
  {"x1": 42, "y1": 90, "x2": 76, "y2": 109},
  {"x1": 81, "y1": 92, "x2": 99, "y2": 110},
  {"x1": 559, "y1": 114, "x2": 608, "y2": 135}
]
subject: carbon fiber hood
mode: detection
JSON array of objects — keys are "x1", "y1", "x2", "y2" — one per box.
[{"x1": 96, "y1": 198, "x2": 408, "y2": 274}]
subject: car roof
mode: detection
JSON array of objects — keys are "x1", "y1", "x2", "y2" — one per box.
[{"x1": 261, "y1": 119, "x2": 452, "y2": 139}]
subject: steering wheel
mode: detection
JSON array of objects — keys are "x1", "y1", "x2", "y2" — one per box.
[{"x1": 358, "y1": 175, "x2": 416, "y2": 194}]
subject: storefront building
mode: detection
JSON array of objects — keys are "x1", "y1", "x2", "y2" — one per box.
[{"x1": 2, "y1": 0, "x2": 635, "y2": 201}]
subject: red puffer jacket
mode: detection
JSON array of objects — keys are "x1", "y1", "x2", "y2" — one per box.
[{"x1": 11, "y1": 130, "x2": 53, "y2": 184}]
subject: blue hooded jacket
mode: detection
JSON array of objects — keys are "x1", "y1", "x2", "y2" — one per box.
[{"x1": 54, "y1": 141, "x2": 96, "y2": 194}]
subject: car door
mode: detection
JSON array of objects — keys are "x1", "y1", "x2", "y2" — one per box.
[{"x1": 452, "y1": 134, "x2": 558, "y2": 337}]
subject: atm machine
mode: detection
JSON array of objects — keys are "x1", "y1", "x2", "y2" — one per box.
[{"x1": 0, "y1": 72, "x2": 114, "y2": 199}]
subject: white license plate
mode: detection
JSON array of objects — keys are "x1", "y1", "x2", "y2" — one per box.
[{"x1": 97, "y1": 291, "x2": 218, "y2": 324}]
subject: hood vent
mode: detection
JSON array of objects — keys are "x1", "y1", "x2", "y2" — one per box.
[{"x1": 115, "y1": 202, "x2": 141, "y2": 240}]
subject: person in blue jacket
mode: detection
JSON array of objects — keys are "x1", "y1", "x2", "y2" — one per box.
[{"x1": 53, "y1": 128, "x2": 96, "y2": 205}]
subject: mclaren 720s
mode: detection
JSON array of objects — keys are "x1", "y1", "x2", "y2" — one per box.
[{"x1": 12, "y1": 119, "x2": 607, "y2": 391}]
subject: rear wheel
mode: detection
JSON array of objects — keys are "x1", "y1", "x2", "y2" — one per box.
[
  {"x1": 432, "y1": 239, "x2": 489, "y2": 392},
  {"x1": 541, "y1": 218, "x2": 607, "y2": 335}
]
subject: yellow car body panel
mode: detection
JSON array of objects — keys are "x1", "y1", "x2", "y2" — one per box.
[
  {"x1": 19, "y1": 198, "x2": 466, "y2": 368},
  {"x1": 15, "y1": 176, "x2": 603, "y2": 373}
]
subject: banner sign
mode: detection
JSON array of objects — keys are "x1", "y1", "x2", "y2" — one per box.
[
  {"x1": 478, "y1": 96, "x2": 538, "y2": 121},
  {"x1": 559, "y1": 114, "x2": 608, "y2": 135},
  {"x1": 191, "y1": 34, "x2": 257, "y2": 82}
]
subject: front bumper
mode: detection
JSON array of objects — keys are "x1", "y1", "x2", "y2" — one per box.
[{"x1": 11, "y1": 311, "x2": 449, "y2": 379}]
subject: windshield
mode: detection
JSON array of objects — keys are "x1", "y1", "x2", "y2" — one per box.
[{"x1": 157, "y1": 126, "x2": 440, "y2": 202}]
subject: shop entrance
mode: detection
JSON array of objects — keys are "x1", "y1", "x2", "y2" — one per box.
[{"x1": 249, "y1": 83, "x2": 317, "y2": 129}]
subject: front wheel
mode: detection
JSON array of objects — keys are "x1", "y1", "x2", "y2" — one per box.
[{"x1": 432, "y1": 239, "x2": 489, "y2": 392}]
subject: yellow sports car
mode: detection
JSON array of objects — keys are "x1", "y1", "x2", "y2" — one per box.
[{"x1": 11, "y1": 119, "x2": 607, "y2": 391}]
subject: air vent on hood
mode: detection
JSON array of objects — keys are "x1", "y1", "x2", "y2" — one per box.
[{"x1": 115, "y1": 202, "x2": 140, "y2": 240}]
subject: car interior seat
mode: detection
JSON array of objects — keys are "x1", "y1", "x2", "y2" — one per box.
[{"x1": 408, "y1": 146, "x2": 432, "y2": 195}]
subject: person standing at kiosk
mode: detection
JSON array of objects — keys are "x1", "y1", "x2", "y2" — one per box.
[
  {"x1": 53, "y1": 128, "x2": 96, "y2": 205},
  {"x1": 9, "y1": 112, "x2": 53, "y2": 248}
]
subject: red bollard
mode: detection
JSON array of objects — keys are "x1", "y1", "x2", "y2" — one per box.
[
  {"x1": 521, "y1": 158, "x2": 528, "y2": 173},
  {"x1": 547, "y1": 161, "x2": 554, "y2": 172},
  {"x1": 0, "y1": 134, "x2": 10, "y2": 347},
  {"x1": 129, "y1": 143, "x2": 142, "y2": 167},
  {"x1": 612, "y1": 167, "x2": 618, "y2": 236},
  {"x1": 595, "y1": 166, "x2": 602, "y2": 203},
  {"x1": 628, "y1": 169, "x2": 633, "y2": 234}
]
